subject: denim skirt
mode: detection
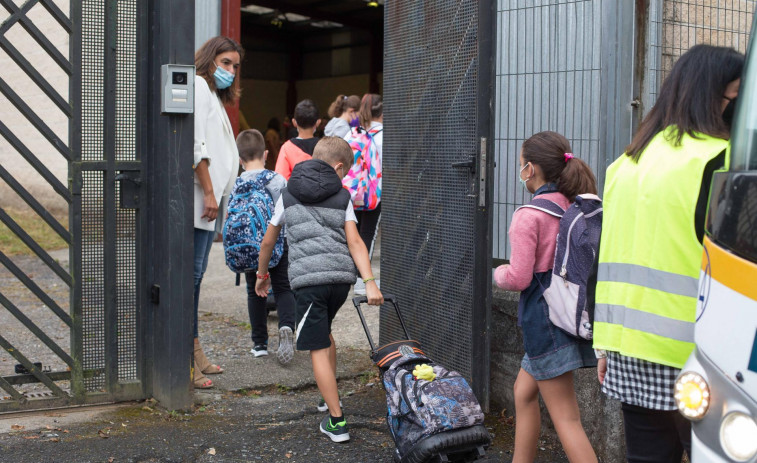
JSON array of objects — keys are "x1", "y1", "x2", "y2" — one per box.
[{"x1": 518, "y1": 271, "x2": 596, "y2": 381}]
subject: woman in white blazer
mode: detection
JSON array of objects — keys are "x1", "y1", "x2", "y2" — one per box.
[{"x1": 192, "y1": 36, "x2": 243, "y2": 389}]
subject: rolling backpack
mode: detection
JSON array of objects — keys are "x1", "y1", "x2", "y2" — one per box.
[
  {"x1": 222, "y1": 170, "x2": 284, "y2": 274},
  {"x1": 382, "y1": 352, "x2": 486, "y2": 460},
  {"x1": 354, "y1": 296, "x2": 490, "y2": 463},
  {"x1": 342, "y1": 125, "x2": 383, "y2": 211},
  {"x1": 518, "y1": 194, "x2": 603, "y2": 340}
]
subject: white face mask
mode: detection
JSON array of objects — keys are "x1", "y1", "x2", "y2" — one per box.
[{"x1": 519, "y1": 163, "x2": 533, "y2": 190}]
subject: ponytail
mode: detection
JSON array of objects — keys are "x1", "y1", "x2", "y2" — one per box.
[
  {"x1": 557, "y1": 157, "x2": 597, "y2": 201},
  {"x1": 328, "y1": 94, "x2": 361, "y2": 119},
  {"x1": 521, "y1": 131, "x2": 597, "y2": 202},
  {"x1": 328, "y1": 95, "x2": 347, "y2": 119},
  {"x1": 359, "y1": 93, "x2": 383, "y2": 128}
]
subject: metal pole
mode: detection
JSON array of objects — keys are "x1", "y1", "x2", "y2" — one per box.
[
  {"x1": 473, "y1": 0, "x2": 495, "y2": 411},
  {"x1": 143, "y1": 0, "x2": 195, "y2": 410}
]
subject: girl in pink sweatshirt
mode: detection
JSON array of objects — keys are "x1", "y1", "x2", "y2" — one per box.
[{"x1": 494, "y1": 132, "x2": 599, "y2": 463}]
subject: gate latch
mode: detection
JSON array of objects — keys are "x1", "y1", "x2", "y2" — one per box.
[
  {"x1": 115, "y1": 171, "x2": 141, "y2": 209},
  {"x1": 452, "y1": 155, "x2": 476, "y2": 174}
]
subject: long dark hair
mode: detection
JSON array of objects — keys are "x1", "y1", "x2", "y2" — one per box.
[
  {"x1": 522, "y1": 131, "x2": 597, "y2": 202},
  {"x1": 626, "y1": 44, "x2": 744, "y2": 161},
  {"x1": 195, "y1": 36, "x2": 245, "y2": 106}
]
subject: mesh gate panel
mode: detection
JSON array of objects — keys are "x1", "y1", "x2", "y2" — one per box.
[
  {"x1": 78, "y1": 0, "x2": 142, "y2": 390},
  {"x1": 81, "y1": 171, "x2": 105, "y2": 391},
  {"x1": 115, "y1": 0, "x2": 138, "y2": 382},
  {"x1": 493, "y1": 1, "x2": 603, "y2": 259},
  {"x1": 382, "y1": 0, "x2": 480, "y2": 378},
  {"x1": 81, "y1": 0, "x2": 104, "y2": 162},
  {"x1": 116, "y1": 184, "x2": 138, "y2": 381},
  {"x1": 116, "y1": 0, "x2": 137, "y2": 164},
  {"x1": 643, "y1": 0, "x2": 755, "y2": 112}
]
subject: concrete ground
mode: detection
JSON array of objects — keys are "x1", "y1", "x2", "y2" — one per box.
[{"x1": 0, "y1": 241, "x2": 568, "y2": 462}]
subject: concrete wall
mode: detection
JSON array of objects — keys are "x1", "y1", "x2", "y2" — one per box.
[{"x1": 490, "y1": 289, "x2": 625, "y2": 462}]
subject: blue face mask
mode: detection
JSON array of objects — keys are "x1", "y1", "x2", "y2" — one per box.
[
  {"x1": 519, "y1": 163, "x2": 532, "y2": 190},
  {"x1": 349, "y1": 116, "x2": 360, "y2": 128},
  {"x1": 213, "y1": 66, "x2": 235, "y2": 89}
]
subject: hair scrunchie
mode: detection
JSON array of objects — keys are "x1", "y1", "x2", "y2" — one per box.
[{"x1": 564, "y1": 152, "x2": 574, "y2": 162}]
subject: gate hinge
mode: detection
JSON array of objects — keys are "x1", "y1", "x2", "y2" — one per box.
[
  {"x1": 150, "y1": 284, "x2": 160, "y2": 305},
  {"x1": 478, "y1": 137, "x2": 487, "y2": 207}
]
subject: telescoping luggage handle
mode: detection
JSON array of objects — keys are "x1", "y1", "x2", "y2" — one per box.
[{"x1": 352, "y1": 295, "x2": 411, "y2": 353}]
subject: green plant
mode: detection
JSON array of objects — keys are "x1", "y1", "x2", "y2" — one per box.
[{"x1": 0, "y1": 208, "x2": 68, "y2": 256}]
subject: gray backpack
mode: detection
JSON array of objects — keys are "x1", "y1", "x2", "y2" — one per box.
[
  {"x1": 518, "y1": 194, "x2": 603, "y2": 339},
  {"x1": 382, "y1": 353, "x2": 485, "y2": 457}
]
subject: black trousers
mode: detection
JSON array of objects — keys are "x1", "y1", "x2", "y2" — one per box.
[
  {"x1": 354, "y1": 203, "x2": 381, "y2": 259},
  {"x1": 622, "y1": 402, "x2": 691, "y2": 463},
  {"x1": 244, "y1": 249, "x2": 295, "y2": 346}
]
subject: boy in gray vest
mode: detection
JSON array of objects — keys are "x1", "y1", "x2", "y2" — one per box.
[{"x1": 255, "y1": 136, "x2": 383, "y2": 443}]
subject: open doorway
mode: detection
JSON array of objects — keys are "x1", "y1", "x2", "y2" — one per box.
[{"x1": 237, "y1": 1, "x2": 384, "y2": 168}]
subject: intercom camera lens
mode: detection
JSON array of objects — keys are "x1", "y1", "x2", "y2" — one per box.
[{"x1": 172, "y1": 72, "x2": 187, "y2": 85}]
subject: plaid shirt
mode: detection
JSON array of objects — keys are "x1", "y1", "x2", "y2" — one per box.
[{"x1": 602, "y1": 351, "x2": 680, "y2": 411}]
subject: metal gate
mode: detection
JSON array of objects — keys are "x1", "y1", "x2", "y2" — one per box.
[
  {"x1": 492, "y1": 1, "x2": 754, "y2": 261},
  {"x1": 492, "y1": 1, "x2": 607, "y2": 260},
  {"x1": 381, "y1": 0, "x2": 495, "y2": 406},
  {"x1": 0, "y1": 0, "x2": 195, "y2": 412},
  {"x1": 640, "y1": 0, "x2": 754, "y2": 117}
]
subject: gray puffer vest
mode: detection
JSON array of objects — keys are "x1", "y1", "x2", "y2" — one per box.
[{"x1": 282, "y1": 159, "x2": 357, "y2": 290}]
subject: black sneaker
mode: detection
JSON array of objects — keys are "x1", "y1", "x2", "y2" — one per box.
[
  {"x1": 317, "y1": 398, "x2": 343, "y2": 412},
  {"x1": 251, "y1": 344, "x2": 268, "y2": 357},
  {"x1": 319, "y1": 415, "x2": 349, "y2": 443}
]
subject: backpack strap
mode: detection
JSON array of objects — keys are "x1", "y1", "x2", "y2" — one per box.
[
  {"x1": 367, "y1": 127, "x2": 383, "y2": 137},
  {"x1": 516, "y1": 198, "x2": 565, "y2": 218}
]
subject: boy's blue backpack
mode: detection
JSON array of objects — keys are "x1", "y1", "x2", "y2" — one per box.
[
  {"x1": 519, "y1": 194, "x2": 603, "y2": 340},
  {"x1": 222, "y1": 171, "x2": 284, "y2": 274},
  {"x1": 382, "y1": 352, "x2": 486, "y2": 460}
]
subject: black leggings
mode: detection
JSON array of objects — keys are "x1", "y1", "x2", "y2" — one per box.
[
  {"x1": 354, "y1": 203, "x2": 381, "y2": 260},
  {"x1": 244, "y1": 249, "x2": 295, "y2": 346},
  {"x1": 622, "y1": 402, "x2": 691, "y2": 463}
]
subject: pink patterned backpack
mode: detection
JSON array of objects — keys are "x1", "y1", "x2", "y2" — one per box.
[{"x1": 342, "y1": 126, "x2": 383, "y2": 211}]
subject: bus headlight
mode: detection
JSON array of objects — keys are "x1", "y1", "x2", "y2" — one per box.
[
  {"x1": 674, "y1": 372, "x2": 710, "y2": 420},
  {"x1": 720, "y1": 412, "x2": 757, "y2": 461}
]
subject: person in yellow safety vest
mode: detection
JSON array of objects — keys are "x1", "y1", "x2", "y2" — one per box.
[{"x1": 593, "y1": 44, "x2": 744, "y2": 463}]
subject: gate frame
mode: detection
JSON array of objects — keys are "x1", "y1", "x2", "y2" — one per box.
[
  {"x1": 473, "y1": 0, "x2": 496, "y2": 410},
  {"x1": 141, "y1": 0, "x2": 196, "y2": 411}
]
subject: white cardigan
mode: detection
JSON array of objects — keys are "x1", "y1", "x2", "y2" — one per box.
[{"x1": 193, "y1": 75, "x2": 238, "y2": 231}]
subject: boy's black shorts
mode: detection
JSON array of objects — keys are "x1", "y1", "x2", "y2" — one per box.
[{"x1": 294, "y1": 284, "x2": 351, "y2": 351}]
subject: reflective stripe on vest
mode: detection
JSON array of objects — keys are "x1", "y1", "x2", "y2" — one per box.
[
  {"x1": 598, "y1": 263, "x2": 699, "y2": 298},
  {"x1": 594, "y1": 304, "x2": 694, "y2": 344},
  {"x1": 592, "y1": 127, "x2": 727, "y2": 368}
]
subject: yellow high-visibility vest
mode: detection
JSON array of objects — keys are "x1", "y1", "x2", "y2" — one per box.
[{"x1": 593, "y1": 127, "x2": 727, "y2": 368}]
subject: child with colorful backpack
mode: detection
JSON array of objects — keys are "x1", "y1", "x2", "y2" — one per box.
[
  {"x1": 343, "y1": 94, "x2": 383, "y2": 295},
  {"x1": 223, "y1": 129, "x2": 296, "y2": 364},
  {"x1": 493, "y1": 131, "x2": 599, "y2": 463}
]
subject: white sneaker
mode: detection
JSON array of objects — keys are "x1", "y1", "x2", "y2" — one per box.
[
  {"x1": 251, "y1": 344, "x2": 268, "y2": 357},
  {"x1": 317, "y1": 398, "x2": 343, "y2": 412},
  {"x1": 277, "y1": 327, "x2": 294, "y2": 365}
]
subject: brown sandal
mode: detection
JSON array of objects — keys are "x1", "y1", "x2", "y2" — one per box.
[
  {"x1": 193, "y1": 360, "x2": 213, "y2": 389},
  {"x1": 194, "y1": 340, "x2": 224, "y2": 375}
]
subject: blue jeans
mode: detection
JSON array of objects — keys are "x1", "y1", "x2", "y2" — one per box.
[{"x1": 193, "y1": 228, "x2": 216, "y2": 338}]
